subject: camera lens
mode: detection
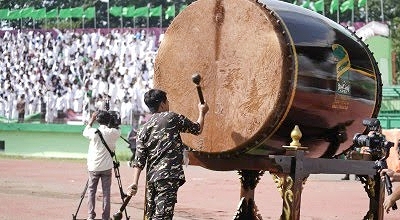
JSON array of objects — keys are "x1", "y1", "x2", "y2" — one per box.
[{"x1": 353, "y1": 133, "x2": 369, "y2": 147}]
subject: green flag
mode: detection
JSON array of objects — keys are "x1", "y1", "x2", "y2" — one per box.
[
  {"x1": 340, "y1": 0, "x2": 354, "y2": 12},
  {"x1": 329, "y1": 0, "x2": 338, "y2": 14},
  {"x1": 70, "y1": 7, "x2": 83, "y2": 18},
  {"x1": 20, "y1": 7, "x2": 34, "y2": 18},
  {"x1": 8, "y1": 9, "x2": 22, "y2": 20},
  {"x1": 301, "y1": 0, "x2": 310, "y2": 8},
  {"x1": 358, "y1": 0, "x2": 366, "y2": 7},
  {"x1": 84, "y1": 7, "x2": 95, "y2": 19},
  {"x1": 179, "y1": 4, "x2": 187, "y2": 13},
  {"x1": 59, "y1": 8, "x2": 71, "y2": 19},
  {"x1": 133, "y1": 6, "x2": 148, "y2": 18},
  {"x1": 32, "y1": 8, "x2": 46, "y2": 20},
  {"x1": 149, "y1": 5, "x2": 162, "y2": 17},
  {"x1": 310, "y1": 0, "x2": 324, "y2": 12},
  {"x1": 110, "y1": 6, "x2": 122, "y2": 16},
  {"x1": 165, "y1": 5, "x2": 175, "y2": 19},
  {"x1": 122, "y1": 6, "x2": 135, "y2": 17},
  {"x1": 46, "y1": 8, "x2": 58, "y2": 18},
  {"x1": 0, "y1": 9, "x2": 9, "y2": 19}
]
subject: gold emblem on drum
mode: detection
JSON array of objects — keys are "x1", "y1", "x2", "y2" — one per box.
[{"x1": 331, "y1": 44, "x2": 351, "y2": 110}]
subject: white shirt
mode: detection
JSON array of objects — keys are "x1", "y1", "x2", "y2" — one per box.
[{"x1": 83, "y1": 124, "x2": 121, "y2": 172}]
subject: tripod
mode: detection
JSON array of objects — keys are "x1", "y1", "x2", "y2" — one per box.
[{"x1": 72, "y1": 142, "x2": 130, "y2": 220}]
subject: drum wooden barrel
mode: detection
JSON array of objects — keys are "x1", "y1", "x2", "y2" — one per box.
[{"x1": 154, "y1": 0, "x2": 381, "y2": 158}]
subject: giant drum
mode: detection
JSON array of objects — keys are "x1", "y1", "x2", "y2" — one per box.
[{"x1": 154, "y1": 0, "x2": 381, "y2": 158}]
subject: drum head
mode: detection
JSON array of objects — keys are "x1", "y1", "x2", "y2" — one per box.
[{"x1": 154, "y1": 0, "x2": 295, "y2": 154}]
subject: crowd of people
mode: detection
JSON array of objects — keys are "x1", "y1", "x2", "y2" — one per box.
[{"x1": 0, "y1": 28, "x2": 162, "y2": 127}]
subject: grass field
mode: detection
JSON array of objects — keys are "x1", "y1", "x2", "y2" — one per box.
[{"x1": 1, "y1": 130, "x2": 132, "y2": 160}]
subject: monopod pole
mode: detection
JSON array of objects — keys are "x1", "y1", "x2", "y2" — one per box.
[{"x1": 72, "y1": 179, "x2": 89, "y2": 220}]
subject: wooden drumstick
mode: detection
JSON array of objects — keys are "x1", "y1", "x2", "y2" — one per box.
[
  {"x1": 112, "y1": 195, "x2": 132, "y2": 220},
  {"x1": 192, "y1": 73, "x2": 205, "y2": 104}
]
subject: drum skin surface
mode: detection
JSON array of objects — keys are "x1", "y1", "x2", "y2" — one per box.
[{"x1": 154, "y1": 0, "x2": 381, "y2": 158}]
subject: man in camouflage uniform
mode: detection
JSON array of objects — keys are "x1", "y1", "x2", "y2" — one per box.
[{"x1": 127, "y1": 89, "x2": 209, "y2": 219}]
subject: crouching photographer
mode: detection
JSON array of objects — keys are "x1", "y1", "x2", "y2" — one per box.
[{"x1": 83, "y1": 110, "x2": 121, "y2": 220}]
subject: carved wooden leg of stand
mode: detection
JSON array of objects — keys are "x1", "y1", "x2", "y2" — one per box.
[
  {"x1": 233, "y1": 170, "x2": 265, "y2": 220},
  {"x1": 271, "y1": 172, "x2": 308, "y2": 220},
  {"x1": 358, "y1": 174, "x2": 385, "y2": 220}
]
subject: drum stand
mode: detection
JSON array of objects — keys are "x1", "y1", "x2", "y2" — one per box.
[
  {"x1": 72, "y1": 160, "x2": 130, "y2": 220},
  {"x1": 188, "y1": 123, "x2": 391, "y2": 220},
  {"x1": 267, "y1": 150, "x2": 383, "y2": 220},
  {"x1": 230, "y1": 125, "x2": 386, "y2": 220}
]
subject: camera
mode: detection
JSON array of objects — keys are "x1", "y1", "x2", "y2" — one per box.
[
  {"x1": 353, "y1": 118, "x2": 393, "y2": 154},
  {"x1": 97, "y1": 99, "x2": 121, "y2": 128}
]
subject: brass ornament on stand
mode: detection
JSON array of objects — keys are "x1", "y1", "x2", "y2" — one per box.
[{"x1": 282, "y1": 125, "x2": 308, "y2": 151}]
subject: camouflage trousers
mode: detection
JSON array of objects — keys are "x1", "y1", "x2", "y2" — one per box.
[{"x1": 145, "y1": 179, "x2": 180, "y2": 220}]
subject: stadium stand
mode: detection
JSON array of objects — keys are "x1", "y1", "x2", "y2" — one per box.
[{"x1": 0, "y1": 28, "x2": 163, "y2": 128}]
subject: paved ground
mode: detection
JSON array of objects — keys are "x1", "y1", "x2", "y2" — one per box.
[{"x1": 0, "y1": 157, "x2": 399, "y2": 220}]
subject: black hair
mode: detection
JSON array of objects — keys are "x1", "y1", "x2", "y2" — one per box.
[
  {"x1": 96, "y1": 111, "x2": 111, "y2": 125},
  {"x1": 144, "y1": 89, "x2": 167, "y2": 113}
]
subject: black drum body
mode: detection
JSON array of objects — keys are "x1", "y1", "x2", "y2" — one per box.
[
  {"x1": 154, "y1": 0, "x2": 381, "y2": 159},
  {"x1": 257, "y1": 0, "x2": 380, "y2": 158}
]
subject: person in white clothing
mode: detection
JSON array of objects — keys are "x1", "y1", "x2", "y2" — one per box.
[
  {"x1": 73, "y1": 85, "x2": 84, "y2": 113},
  {"x1": 120, "y1": 96, "x2": 132, "y2": 125},
  {"x1": 83, "y1": 111, "x2": 121, "y2": 220}
]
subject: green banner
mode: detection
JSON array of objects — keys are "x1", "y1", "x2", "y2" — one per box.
[
  {"x1": 330, "y1": 0, "x2": 338, "y2": 14},
  {"x1": 84, "y1": 7, "x2": 95, "y2": 19},
  {"x1": 110, "y1": 6, "x2": 122, "y2": 16},
  {"x1": 59, "y1": 8, "x2": 71, "y2": 19},
  {"x1": 46, "y1": 8, "x2": 58, "y2": 18},
  {"x1": 133, "y1": 6, "x2": 148, "y2": 18},
  {"x1": 340, "y1": 0, "x2": 354, "y2": 12},
  {"x1": 70, "y1": 7, "x2": 83, "y2": 18},
  {"x1": 0, "y1": 9, "x2": 8, "y2": 19},
  {"x1": 32, "y1": 8, "x2": 46, "y2": 20},
  {"x1": 311, "y1": 0, "x2": 324, "y2": 12},
  {"x1": 8, "y1": 9, "x2": 22, "y2": 20},
  {"x1": 0, "y1": 4, "x2": 188, "y2": 21},
  {"x1": 20, "y1": 7, "x2": 34, "y2": 18},
  {"x1": 358, "y1": 0, "x2": 366, "y2": 7},
  {"x1": 165, "y1": 5, "x2": 175, "y2": 19},
  {"x1": 122, "y1": 6, "x2": 135, "y2": 17},
  {"x1": 301, "y1": 0, "x2": 310, "y2": 8},
  {"x1": 149, "y1": 5, "x2": 161, "y2": 17}
]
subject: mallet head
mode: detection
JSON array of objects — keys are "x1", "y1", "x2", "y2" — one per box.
[{"x1": 192, "y1": 73, "x2": 201, "y2": 85}]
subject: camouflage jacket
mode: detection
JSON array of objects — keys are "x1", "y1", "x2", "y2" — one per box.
[{"x1": 133, "y1": 111, "x2": 201, "y2": 185}]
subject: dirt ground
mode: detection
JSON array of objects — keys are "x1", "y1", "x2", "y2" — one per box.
[{"x1": 0, "y1": 157, "x2": 400, "y2": 220}]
